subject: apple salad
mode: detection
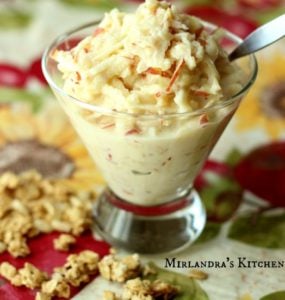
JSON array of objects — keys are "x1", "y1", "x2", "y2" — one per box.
[{"x1": 52, "y1": 0, "x2": 244, "y2": 205}]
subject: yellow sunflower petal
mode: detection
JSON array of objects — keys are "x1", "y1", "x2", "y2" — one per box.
[
  {"x1": 0, "y1": 109, "x2": 37, "y2": 141},
  {"x1": 64, "y1": 142, "x2": 89, "y2": 158},
  {"x1": 235, "y1": 42, "x2": 285, "y2": 138}
]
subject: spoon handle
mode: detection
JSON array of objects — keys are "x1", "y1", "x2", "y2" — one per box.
[{"x1": 229, "y1": 14, "x2": 285, "y2": 61}]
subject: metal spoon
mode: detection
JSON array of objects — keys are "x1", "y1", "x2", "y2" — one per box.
[{"x1": 229, "y1": 14, "x2": 285, "y2": 61}]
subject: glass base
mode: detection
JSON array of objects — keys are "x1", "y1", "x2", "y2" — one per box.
[{"x1": 93, "y1": 189, "x2": 206, "y2": 254}]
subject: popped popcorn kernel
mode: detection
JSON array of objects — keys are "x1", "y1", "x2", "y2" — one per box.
[
  {"x1": 0, "y1": 170, "x2": 94, "y2": 257},
  {"x1": 99, "y1": 253, "x2": 141, "y2": 283},
  {"x1": 53, "y1": 234, "x2": 76, "y2": 251}
]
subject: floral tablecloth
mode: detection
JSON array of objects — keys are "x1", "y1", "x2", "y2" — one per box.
[{"x1": 0, "y1": 0, "x2": 285, "y2": 299}]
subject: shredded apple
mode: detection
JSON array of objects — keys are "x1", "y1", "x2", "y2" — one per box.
[{"x1": 52, "y1": 0, "x2": 243, "y2": 115}]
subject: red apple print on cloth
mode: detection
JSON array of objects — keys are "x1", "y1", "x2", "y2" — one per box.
[
  {"x1": 0, "y1": 232, "x2": 110, "y2": 300},
  {"x1": 238, "y1": 0, "x2": 282, "y2": 10},
  {"x1": 0, "y1": 56, "x2": 53, "y2": 89},
  {"x1": 28, "y1": 57, "x2": 47, "y2": 85},
  {"x1": 0, "y1": 59, "x2": 48, "y2": 89},
  {"x1": 195, "y1": 160, "x2": 232, "y2": 190},
  {"x1": 234, "y1": 142, "x2": 285, "y2": 207},
  {"x1": 185, "y1": 6, "x2": 258, "y2": 38},
  {"x1": 0, "y1": 64, "x2": 27, "y2": 88}
]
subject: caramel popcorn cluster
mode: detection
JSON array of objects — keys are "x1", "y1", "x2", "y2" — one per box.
[
  {"x1": 37, "y1": 250, "x2": 99, "y2": 299},
  {"x1": 0, "y1": 250, "x2": 99, "y2": 300},
  {"x1": 98, "y1": 252, "x2": 142, "y2": 283},
  {"x1": 100, "y1": 252, "x2": 179, "y2": 300},
  {"x1": 0, "y1": 171, "x2": 207, "y2": 300},
  {"x1": 0, "y1": 249, "x2": 203, "y2": 300},
  {"x1": 0, "y1": 262, "x2": 48, "y2": 289},
  {"x1": 0, "y1": 171, "x2": 94, "y2": 257},
  {"x1": 53, "y1": 234, "x2": 76, "y2": 251},
  {"x1": 103, "y1": 278, "x2": 179, "y2": 300}
]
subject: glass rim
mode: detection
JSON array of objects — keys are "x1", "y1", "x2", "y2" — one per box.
[{"x1": 42, "y1": 20, "x2": 258, "y2": 119}]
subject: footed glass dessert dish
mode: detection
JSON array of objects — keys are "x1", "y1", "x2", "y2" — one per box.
[{"x1": 42, "y1": 18, "x2": 257, "y2": 253}]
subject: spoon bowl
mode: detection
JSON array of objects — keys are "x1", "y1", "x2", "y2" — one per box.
[{"x1": 229, "y1": 14, "x2": 285, "y2": 61}]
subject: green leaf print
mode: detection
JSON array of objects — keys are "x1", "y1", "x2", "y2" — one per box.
[
  {"x1": 228, "y1": 212, "x2": 285, "y2": 248},
  {"x1": 200, "y1": 178, "x2": 243, "y2": 223},
  {"x1": 256, "y1": 9, "x2": 285, "y2": 24},
  {"x1": 0, "y1": 9, "x2": 31, "y2": 29},
  {"x1": 181, "y1": 0, "x2": 212, "y2": 5},
  {"x1": 144, "y1": 262, "x2": 209, "y2": 300},
  {"x1": 0, "y1": 87, "x2": 49, "y2": 112},
  {"x1": 195, "y1": 222, "x2": 221, "y2": 244},
  {"x1": 225, "y1": 148, "x2": 243, "y2": 167},
  {"x1": 260, "y1": 291, "x2": 285, "y2": 300},
  {"x1": 59, "y1": 0, "x2": 119, "y2": 10}
]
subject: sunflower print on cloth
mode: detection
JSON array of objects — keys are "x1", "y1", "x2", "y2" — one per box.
[
  {"x1": 235, "y1": 41, "x2": 285, "y2": 139},
  {"x1": 0, "y1": 102, "x2": 105, "y2": 191}
]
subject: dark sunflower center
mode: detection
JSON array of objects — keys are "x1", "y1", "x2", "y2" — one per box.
[
  {"x1": 260, "y1": 81, "x2": 285, "y2": 118},
  {"x1": 0, "y1": 140, "x2": 75, "y2": 178}
]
